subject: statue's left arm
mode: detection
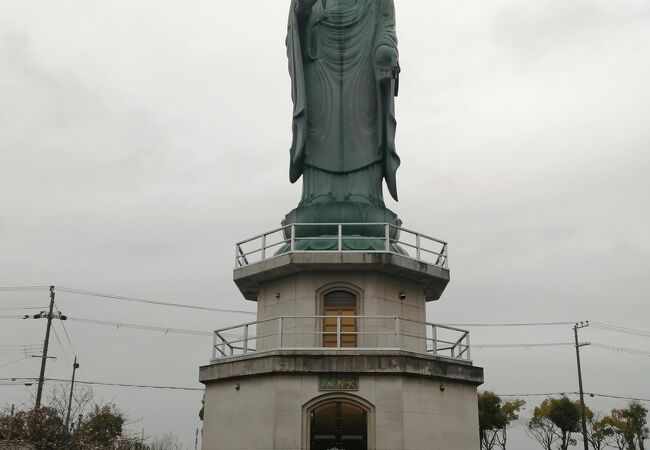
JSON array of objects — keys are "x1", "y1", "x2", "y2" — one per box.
[
  {"x1": 374, "y1": 0, "x2": 401, "y2": 201},
  {"x1": 287, "y1": 0, "x2": 310, "y2": 184}
]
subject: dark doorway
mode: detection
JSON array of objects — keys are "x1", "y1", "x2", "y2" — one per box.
[
  {"x1": 323, "y1": 290, "x2": 358, "y2": 348},
  {"x1": 310, "y1": 401, "x2": 368, "y2": 450}
]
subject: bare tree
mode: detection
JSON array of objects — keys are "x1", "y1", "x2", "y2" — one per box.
[
  {"x1": 527, "y1": 400, "x2": 560, "y2": 450},
  {"x1": 45, "y1": 383, "x2": 95, "y2": 428},
  {"x1": 149, "y1": 432, "x2": 186, "y2": 450}
]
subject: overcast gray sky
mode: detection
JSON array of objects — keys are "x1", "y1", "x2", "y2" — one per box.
[{"x1": 1, "y1": 1, "x2": 649, "y2": 448}]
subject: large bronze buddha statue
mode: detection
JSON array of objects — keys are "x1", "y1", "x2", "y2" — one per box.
[{"x1": 284, "y1": 0, "x2": 402, "y2": 247}]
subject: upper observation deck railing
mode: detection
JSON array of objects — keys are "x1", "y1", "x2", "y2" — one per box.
[
  {"x1": 234, "y1": 223, "x2": 449, "y2": 270},
  {"x1": 211, "y1": 316, "x2": 470, "y2": 362}
]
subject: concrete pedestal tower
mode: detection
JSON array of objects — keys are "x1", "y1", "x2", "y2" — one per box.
[
  {"x1": 200, "y1": 231, "x2": 483, "y2": 450},
  {"x1": 200, "y1": 1, "x2": 483, "y2": 449}
]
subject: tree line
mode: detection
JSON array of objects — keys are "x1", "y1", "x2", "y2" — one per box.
[
  {"x1": 479, "y1": 391, "x2": 649, "y2": 450},
  {"x1": 0, "y1": 385, "x2": 189, "y2": 450},
  {"x1": 0, "y1": 404, "x2": 149, "y2": 450}
]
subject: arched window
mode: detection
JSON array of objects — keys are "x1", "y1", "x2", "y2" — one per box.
[
  {"x1": 323, "y1": 290, "x2": 357, "y2": 348},
  {"x1": 310, "y1": 401, "x2": 368, "y2": 450}
]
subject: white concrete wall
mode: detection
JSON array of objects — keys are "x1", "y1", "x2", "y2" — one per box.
[
  {"x1": 202, "y1": 373, "x2": 480, "y2": 450},
  {"x1": 253, "y1": 272, "x2": 429, "y2": 353}
]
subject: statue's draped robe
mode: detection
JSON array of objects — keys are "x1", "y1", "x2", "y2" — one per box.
[{"x1": 287, "y1": 0, "x2": 400, "y2": 209}]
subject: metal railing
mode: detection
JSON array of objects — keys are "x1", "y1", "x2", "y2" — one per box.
[
  {"x1": 235, "y1": 223, "x2": 448, "y2": 269},
  {"x1": 212, "y1": 316, "x2": 470, "y2": 362}
]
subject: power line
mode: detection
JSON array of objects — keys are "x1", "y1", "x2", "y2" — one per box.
[
  {"x1": 497, "y1": 392, "x2": 569, "y2": 397},
  {"x1": 0, "y1": 285, "x2": 256, "y2": 315},
  {"x1": 61, "y1": 316, "x2": 650, "y2": 355},
  {"x1": 2, "y1": 287, "x2": 648, "y2": 335},
  {"x1": 53, "y1": 305, "x2": 87, "y2": 382},
  {"x1": 592, "y1": 322, "x2": 650, "y2": 334},
  {"x1": 0, "y1": 343, "x2": 43, "y2": 348},
  {"x1": 497, "y1": 391, "x2": 650, "y2": 403},
  {"x1": 56, "y1": 286, "x2": 256, "y2": 316},
  {"x1": 50, "y1": 322, "x2": 71, "y2": 366},
  {"x1": 0, "y1": 346, "x2": 43, "y2": 356},
  {"x1": 0, "y1": 286, "x2": 50, "y2": 291},
  {"x1": 54, "y1": 305, "x2": 78, "y2": 353},
  {"x1": 443, "y1": 321, "x2": 577, "y2": 327},
  {"x1": 64, "y1": 318, "x2": 634, "y2": 354},
  {"x1": 473, "y1": 342, "x2": 650, "y2": 357},
  {"x1": 1, "y1": 377, "x2": 203, "y2": 392},
  {"x1": 60, "y1": 379, "x2": 204, "y2": 391},
  {"x1": 4, "y1": 377, "x2": 647, "y2": 402},
  {"x1": 0, "y1": 306, "x2": 47, "y2": 311},
  {"x1": 50, "y1": 319, "x2": 88, "y2": 398},
  {"x1": 3, "y1": 287, "x2": 649, "y2": 334},
  {"x1": 590, "y1": 343, "x2": 650, "y2": 357},
  {"x1": 67, "y1": 316, "x2": 213, "y2": 337},
  {"x1": 0, "y1": 378, "x2": 36, "y2": 381},
  {"x1": 473, "y1": 342, "x2": 576, "y2": 349},
  {"x1": 0, "y1": 350, "x2": 42, "y2": 355},
  {"x1": 586, "y1": 392, "x2": 650, "y2": 402},
  {"x1": 15, "y1": 312, "x2": 650, "y2": 357},
  {"x1": 66, "y1": 317, "x2": 589, "y2": 346},
  {"x1": 0, "y1": 357, "x2": 30, "y2": 368},
  {"x1": 591, "y1": 322, "x2": 650, "y2": 338},
  {"x1": 58, "y1": 323, "x2": 77, "y2": 356},
  {"x1": 0, "y1": 346, "x2": 42, "y2": 352},
  {"x1": 0, "y1": 344, "x2": 43, "y2": 350}
]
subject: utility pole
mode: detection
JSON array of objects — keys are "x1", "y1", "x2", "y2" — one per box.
[
  {"x1": 65, "y1": 356, "x2": 80, "y2": 429},
  {"x1": 574, "y1": 321, "x2": 590, "y2": 450},
  {"x1": 77, "y1": 414, "x2": 83, "y2": 449},
  {"x1": 35, "y1": 286, "x2": 56, "y2": 410},
  {"x1": 8, "y1": 404, "x2": 15, "y2": 440}
]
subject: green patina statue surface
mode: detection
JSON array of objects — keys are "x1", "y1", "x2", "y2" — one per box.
[{"x1": 283, "y1": 0, "x2": 402, "y2": 250}]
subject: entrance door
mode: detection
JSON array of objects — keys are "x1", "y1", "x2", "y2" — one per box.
[
  {"x1": 310, "y1": 401, "x2": 368, "y2": 450},
  {"x1": 323, "y1": 291, "x2": 357, "y2": 348}
]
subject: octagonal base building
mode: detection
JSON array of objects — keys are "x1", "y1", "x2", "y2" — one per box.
[{"x1": 199, "y1": 226, "x2": 484, "y2": 450}]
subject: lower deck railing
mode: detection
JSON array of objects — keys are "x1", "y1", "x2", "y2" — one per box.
[{"x1": 212, "y1": 316, "x2": 470, "y2": 362}]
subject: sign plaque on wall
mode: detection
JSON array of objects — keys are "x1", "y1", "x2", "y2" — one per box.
[{"x1": 318, "y1": 374, "x2": 359, "y2": 391}]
